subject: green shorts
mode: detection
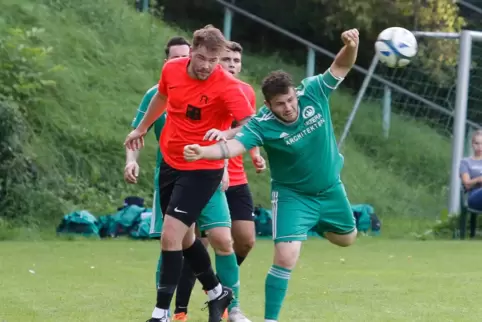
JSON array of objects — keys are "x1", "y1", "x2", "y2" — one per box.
[
  {"x1": 271, "y1": 181, "x2": 356, "y2": 243},
  {"x1": 149, "y1": 185, "x2": 231, "y2": 237},
  {"x1": 198, "y1": 185, "x2": 231, "y2": 232}
]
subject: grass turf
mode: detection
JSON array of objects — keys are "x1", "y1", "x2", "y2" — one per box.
[{"x1": 1, "y1": 238, "x2": 481, "y2": 321}]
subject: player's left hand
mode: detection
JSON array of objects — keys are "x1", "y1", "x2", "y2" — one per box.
[
  {"x1": 221, "y1": 167, "x2": 230, "y2": 191},
  {"x1": 252, "y1": 154, "x2": 266, "y2": 173},
  {"x1": 204, "y1": 128, "x2": 227, "y2": 141},
  {"x1": 341, "y1": 28, "x2": 359, "y2": 48},
  {"x1": 184, "y1": 144, "x2": 203, "y2": 162}
]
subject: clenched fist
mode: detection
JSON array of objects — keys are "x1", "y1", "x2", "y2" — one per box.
[
  {"x1": 341, "y1": 29, "x2": 359, "y2": 48},
  {"x1": 184, "y1": 144, "x2": 203, "y2": 162}
]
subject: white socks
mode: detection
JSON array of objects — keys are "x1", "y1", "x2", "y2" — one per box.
[
  {"x1": 152, "y1": 307, "x2": 168, "y2": 319},
  {"x1": 207, "y1": 283, "x2": 223, "y2": 301}
]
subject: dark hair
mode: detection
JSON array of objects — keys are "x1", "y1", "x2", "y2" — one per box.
[
  {"x1": 192, "y1": 24, "x2": 227, "y2": 52},
  {"x1": 226, "y1": 41, "x2": 243, "y2": 53},
  {"x1": 261, "y1": 70, "x2": 294, "y2": 101},
  {"x1": 164, "y1": 36, "x2": 190, "y2": 57}
]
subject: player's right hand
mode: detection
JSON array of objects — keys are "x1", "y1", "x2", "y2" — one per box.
[
  {"x1": 124, "y1": 128, "x2": 146, "y2": 151},
  {"x1": 184, "y1": 144, "x2": 203, "y2": 162},
  {"x1": 124, "y1": 161, "x2": 139, "y2": 184},
  {"x1": 341, "y1": 28, "x2": 359, "y2": 48}
]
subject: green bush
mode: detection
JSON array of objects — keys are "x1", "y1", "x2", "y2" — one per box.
[
  {"x1": 0, "y1": 26, "x2": 62, "y2": 223},
  {"x1": 0, "y1": 100, "x2": 30, "y2": 209},
  {"x1": 0, "y1": 27, "x2": 60, "y2": 109}
]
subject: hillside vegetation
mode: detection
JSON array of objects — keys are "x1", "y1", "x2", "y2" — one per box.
[{"x1": 0, "y1": 0, "x2": 449, "y2": 238}]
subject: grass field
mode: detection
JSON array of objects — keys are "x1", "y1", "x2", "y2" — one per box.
[{"x1": 1, "y1": 237, "x2": 481, "y2": 321}]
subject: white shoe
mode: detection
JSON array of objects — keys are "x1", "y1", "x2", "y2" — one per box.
[{"x1": 228, "y1": 307, "x2": 252, "y2": 322}]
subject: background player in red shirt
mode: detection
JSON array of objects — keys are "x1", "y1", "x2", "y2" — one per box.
[
  {"x1": 218, "y1": 41, "x2": 265, "y2": 266},
  {"x1": 124, "y1": 25, "x2": 254, "y2": 322}
]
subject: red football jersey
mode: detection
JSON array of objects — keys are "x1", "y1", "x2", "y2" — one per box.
[
  {"x1": 227, "y1": 81, "x2": 256, "y2": 186},
  {"x1": 158, "y1": 57, "x2": 253, "y2": 171}
]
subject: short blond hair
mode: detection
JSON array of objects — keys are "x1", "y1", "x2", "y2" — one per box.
[{"x1": 192, "y1": 25, "x2": 227, "y2": 52}]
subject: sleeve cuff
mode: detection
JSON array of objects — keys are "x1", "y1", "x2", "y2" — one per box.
[{"x1": 321, "y1": 68, "x2": 344, "y2": 90}]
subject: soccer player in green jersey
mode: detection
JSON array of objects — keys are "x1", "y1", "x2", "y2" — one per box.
[
  {"x1": 183, "y1": 29, "x2": 360, "y2": 322},
  {"x1": 124, "y1": 35, "x2": 190, "y2": 319},
  {"x1": 125, "y1": 35, "x2": 190, "y2": 239}
]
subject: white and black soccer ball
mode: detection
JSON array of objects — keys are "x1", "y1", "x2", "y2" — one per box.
[{"x1": 375, "y1": 27, "x2": 418, "y2": 68}]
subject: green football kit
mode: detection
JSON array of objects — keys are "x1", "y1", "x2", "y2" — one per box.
[
  {"x1": 131, "y1": 85, "x2": 165, "y2": 238},
  {"x1": 235, "y1": 69, "x2": 356, "y2": 243}
]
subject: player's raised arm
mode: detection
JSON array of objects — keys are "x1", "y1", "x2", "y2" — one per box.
[
  {"x1": 300, "y1": 29, "x2": 359, "y2": 100},
  {"x1": 330, "y1": 28, "x2": 359, "y2": 79}
]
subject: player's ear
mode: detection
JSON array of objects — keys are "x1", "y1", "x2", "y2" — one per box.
[{"x1": 264, "y1": 100, "x2": 270, "y2": 108}]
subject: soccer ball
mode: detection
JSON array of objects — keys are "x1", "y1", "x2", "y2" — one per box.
[{"x1": 375, "y1": 27, "x2": 418, "y2": 68}]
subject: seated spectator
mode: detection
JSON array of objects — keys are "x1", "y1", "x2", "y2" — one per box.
[{"x1": 460, "y1": 130, "x2": 482, "y2": 211}]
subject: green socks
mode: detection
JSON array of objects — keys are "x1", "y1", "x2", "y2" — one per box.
[
  {"x1": 265, "y1": 265, "x2": 291, "y2": 321},
  {"x1": 215, "y1": 253, "x2": 240, "y2": 310},
  {"x1": 155, "y1": 253, "x2": 162, "y2": 288}
]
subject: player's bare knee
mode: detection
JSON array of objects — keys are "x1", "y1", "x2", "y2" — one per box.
[
  {"x1": 232, "y1": 221, "x2": 255, "y2": 255},
  {"x1": 233, "y1": 240, "x2": 254, "y2": 258},
  {"x1": 232, "y1": 232, "x2": 255, "y2": 256},
  {"x1": 239, "y1": 235, "x2": 255, "y2": 252},
  {"x1": 161, "y1": 231, "x2": 181, "y2": 250},
  {"x1": 273, "y1": 241, "x2": 301, "y2": 270},
  {"x1": 161, "y1": 215, "x2": 189, "y2": 250},
  {"x1": 274, "y1": 255, "x2": 297, "y2": 269},
  {"x1": 207, "y1": 227, "x2": 233, "y2": 255}
]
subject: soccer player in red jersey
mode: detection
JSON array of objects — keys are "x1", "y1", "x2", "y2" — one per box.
[
  {"x1": 219, "y1": 41, "x2": 264, "y2": 267},
  {"x1": 124, "y1": 25, "x2": 254, "y2": 322},
  {"x1": 173, "y1": 41, "x2": 265, "y2": 322}
]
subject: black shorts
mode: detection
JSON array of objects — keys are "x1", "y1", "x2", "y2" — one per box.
[
  {"x1": 226, "y1": 183, "x2": 254, "y2": 222},
  {"x1": 158, "y1": 160, "x2": 223, "y2": 227}
]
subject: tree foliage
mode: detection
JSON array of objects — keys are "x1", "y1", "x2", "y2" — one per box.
[{"x1": 157, "y1": 0, "x2": 465, "y2": 84}]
